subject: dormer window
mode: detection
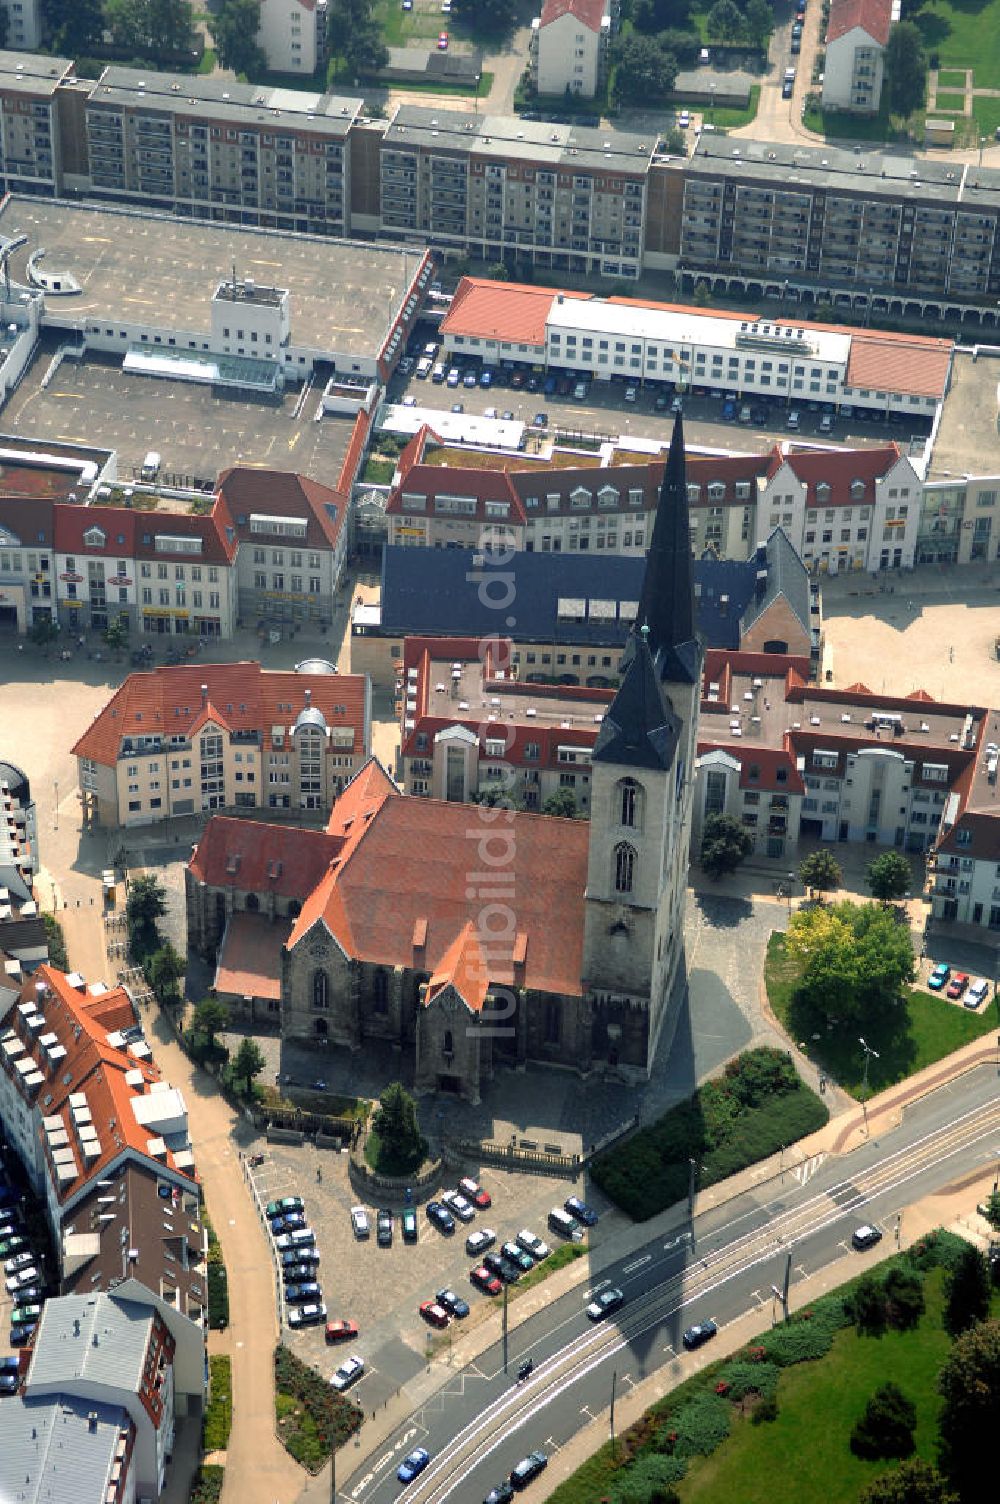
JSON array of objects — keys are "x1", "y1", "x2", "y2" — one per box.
[
  {"x1": 707, "y1": 482, "x2": 725, "y2": 502},
  {"x1": 687, "y1": 484, "x2": 701, "y2": 503},
  {"x1": 83, "y1": 527, "x2": 106, "y2": 549},
  {"x1": 850, "y1": 480, "x2": 866, "y2": 500},
  {"x1": 747, "y1": 763, "x2": 760, "y2": 782},
  {"x1": 815, "y1": 482, "x2": 831, "y2": 502}
]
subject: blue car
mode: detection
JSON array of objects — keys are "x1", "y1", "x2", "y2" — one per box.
[
  {"x1": 398, "y1": 1447, "x2": 430, "y2": 1484},
  {"x1": 927, "y1": 963, "x2": 950, "y2": 991},
  {"x1": 271, "y1": 1213, "x2": 306, "y2": 1235},
  {"x1": 721, "y1": 399, "x2": 737, "y2": 421},
  {"x1": 480, "y1": 368, "x2": 493, "y2": 387}
]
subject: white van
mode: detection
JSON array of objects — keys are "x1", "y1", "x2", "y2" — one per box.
[
  {"x1": 141, "y1": 451, "x2": 161, "y2": 481},
  {"x1": 548, "y1": 1207, "x2": 583, "y2": 1241},
  {"x1": 415, "y1": 356, "x2": 433, "y2": 379}
]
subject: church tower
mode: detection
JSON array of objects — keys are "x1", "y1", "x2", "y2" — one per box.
[{"x1": 582, "y1": 415, "x2": 703, "y2": 1076}]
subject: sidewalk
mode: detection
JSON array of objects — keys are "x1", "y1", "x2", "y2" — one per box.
[{"x1": 535, "y1": 1161, "x2": 1000, "y2": 1501}]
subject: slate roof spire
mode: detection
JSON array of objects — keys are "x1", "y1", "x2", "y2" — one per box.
[{"x1": 639, "y1": 413, "x2": 701, "y2": 685}]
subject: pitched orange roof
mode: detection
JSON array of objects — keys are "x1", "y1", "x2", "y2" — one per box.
[
  {"x1": 216, "y1": 466, "x2": 348, "y2": 550},
  {"x1": 190, "y1": 816, "x2": 344, "y2": 898},
  {"x1": 827, "y1": 0, "x2": 893, "y2": 45},
  {"x1": 441, "y1": 278, "x2": 588, "y2": 348},
  {"x1": 540, "y1": 0, "x2": 606, "y2": 28},
  {"x1": 845, "y1": 330, "x2": 952, "y2": 400},
  {"x1": 423, "y1": 922, "x2": 490, "y2": 1014}
]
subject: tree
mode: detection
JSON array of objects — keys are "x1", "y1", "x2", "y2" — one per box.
[
  {"x1": 866, "y1": 851, "x2": 912, "y2": 905},
  {"x1": 194, "y1": 997, "x2": 231, "y2": 1047},
  {"x1": 943, "y1": 1245, "x2": 992, "y2": 1337},
  {"x1": 471, "y1": 786, "x2": 522, "y2": 810},
  {"x1": 105, "y1": 0, "x2": 193, "y2": 53},
  {"x1": 984, "y1": 1189, "x2": 1000, "y2": 1232},
  {"x1": 103, "y1": 616, "x2": 129, "y2": 653},
  {"x1": 326, "y1": 0, "x2": 388, "y2": 75},
  {"x1": 798, "y1": 849, "x2": 843, "y2": 899},
  {"x1": 451, "y1": 0, "x2": 516, "y2": 31},
  {"x1": 211, "y1": 0, "x2": 267, "y2": 77},
  {"x1": 884, "y1": 22, "x2": 927, "y2": 117},
  {"x1": 613, "y1": 33, "x2": 679, "y2": 99},
  {"x1": 29, "y1": 617, "x2": 59, "y2": 649},
  {"x1": 850, "y1": 1382, "x2": 917, "y2": 1460},
  {"x1": 883, "y1": 1264, "x2": 925, "y2": 1331},
  {"x1": 126, "y1": 873, "x2": 167, "y2": 930},
  {"x1": 938, "y1": 1320, "x2": 1000, "y2": 1499},
  {"x1": 700, "y1": 813, "x2": 754, "y2": 880},
  {"x1": 851, "y1": 1271, "x2": 888, "y2": 1335},
  {"x1": 42, "y1": 913, "x2": 69, "y2": 971},
  {"x1": 785, "y1": 899, "x2": 915, "y2": 1025},
  {"x1": 860, "y1": 1460, "x2": 957, "y2": 1504},
  {"x1": 42, "y1": 0, "x2": 104, "y2": 51},
  {"x1": 692, "y1": 279, "x2": 712, "y2": 306},
  {"x1": 744, "y1": 0, "x2": 775, "y2": 50},
  {"x1": 371, "y1": 1082, "x2": 426, "y2": 1171},
  {"x1": 486, "y1": 260, "x2": 511, "y2": 282},
  {"x1": 147, "y1": 943, "x2": 184, "y2": 1006},
  {"x1": 706, "y1": 0, "x2": 742, "y2": 40},
  {"x1": 542, "y1": 788, "x2": 579, "y2": 818},
  {"x1": 232, "y1": 1037, "x2": 266, "y2": 1096},
  {"x1": 631, "y1": 0, "x2": 684, "y2": 32}
]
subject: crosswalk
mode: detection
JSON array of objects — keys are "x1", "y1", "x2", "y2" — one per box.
[{"x1": 789, "y1": 1152, "x2": 826, "y2": 1187}]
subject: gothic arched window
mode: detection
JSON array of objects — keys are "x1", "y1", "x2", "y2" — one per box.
[
  {"x1": 614, "y1": 842, "x2": 636, "y2": 895},
  {"x1": 312, "y1": 970, "x2": 328, "y2": 1011},
  {"x1": 617, "y1": 777, "x2": 643, "y2": 830}
]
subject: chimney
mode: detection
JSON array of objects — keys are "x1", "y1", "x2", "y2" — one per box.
[
  {"x1": 304, "y1": 688, "x2": 312, "y2": 705},
  {"x1": 755, "y1": 568, "x2": 768, "y2": 601},
  {"x1": 88, "y1": 1412, "x2": 99, "y2": 1433},
  {"x1": 201, "y1": 684, "x2": 208, "y2": 708}
]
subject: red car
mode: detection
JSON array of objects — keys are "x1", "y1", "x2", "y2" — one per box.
[
  {"x1": 470, "y1": 1264, "x2": 502, "y2": 1296},
  {"x1": 420, "y1": 1300, "x2": 449, "y2": 1328},
  {"x1": 946, "y1": 972, "x2": 970, "y2": 1000},
  {"x1": 437, "y1": 31, "x2": 449, "y2": 49},
  {"x1": 459, "y1": 1176, "x2": 492, "y2": 1210},
  {"x1": 325, "y1": 1319, "x2": 358, "y2": 1344}
]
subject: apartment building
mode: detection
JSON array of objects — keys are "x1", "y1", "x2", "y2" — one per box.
[
  {"x1": 72, "y1": 661, "x2": 371, "y2": 828},
  {"x1": 0, "y1": 1393, "x2": 137, "y2": 1504},
  {"x1": 0, "y1": 1, "x2": 42, "y2": 53},
  {"x1": 84, "y1": 67, "x2": 361, "y2": 234},
  {"x1": 218, "y1": 466, "x2": 350, "y2": 627},
  {"x1": 930, "y1": 706, "x2": 1000, "y2": 931},
  {"x1": 379, "y1": 107, "x2": 651, "y2": 280},
  {"x1": 0, "y1": 756, "x2": 47, "y2": 986},
  {"x1": 529, "y1": 0, "x2": 612, "y2": 100},
  {"x1": 257, "y1": 0, "x2": 327, "y2": 76},
  {"x1": 681, "y1": 136, "x2": 1000, "y2": 309},
  {"x1": 822, "y1": 0, "x2": 896, "y2": 114},
  {"x1": 0, "y1": 50, "x2": 68, "y2": 198}
]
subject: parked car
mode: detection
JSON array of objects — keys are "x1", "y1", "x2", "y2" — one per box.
[
  {"x1": 6, "y1": 1276, "x2": 40, "y2": 1299},
  {"x1": 464, "y1": 369, "x2": 478, "y2": 388},
  {"x1": 677, "y1": 110, "x2": 691, "y2": 129},
  {"x1": 398, "y1": 1447, "x2": 431, "y2": 1484},
  {"x1": 501, "y1": 1241, "x2": 535, "y2": 1274},
  {"x1": 466, "y1": 1228, "x2": 496, "y2": 1258},
  {"x1": 402, "y1": 1207, "x2": 418, "y2": 1243},
  {"x1": 785, "y1": 409, "x2": 800, "y2": 430},
  {"x1": 480, "y1": 367, "x2": 494, "y2": 387},
  {"x1": 451, "y1": 401, "x2": 464, "y2": 414},
  {"x1": 852, "y1": 1224, "x2": 883, "y2": 1251},
  {"x1": 471, "y1": 1264, "x2": 502, "y2": 1296},
  {"x1": 350, "y1": 1206, "x2": 370, "y2": 1240},
  {"x1": 721, "y1": 399, "x2": 737, "y2": 421},
  {"x1": 565, "y1": 1197, "x2": 599, "y2": 1228},
  {"x1": 484, "y1": 1482, "x2": 515, "y2": 1504},
  {"x1": 751, "y1": 404, "x2": 769, "y2": 424},
  {"x1": 484, "y1": 1252, "x2": 521, "y2": 1284},
  {"x1": 946, "y1": 972, "x2": 970, "y2": 1000},
  {"x1": 270, "y1": 1212, "x2": 306, "y2": 1235},
  {"x1": 325, "y1": 1319, "x2": 358, "y2": 1344},
  {"x1": 624, "y1": 385, "x2": 638, "y2": 403},
  {"x1": 427, "y1": 1201, "x2": 455, "y2": 1235},
  {"x1": 532, "y1": 411, "x2": 549, "y2": 428},
  {"x1": 655, "y1": 392, "x2": 670, "y2": 412},
  {"x1": 587, "y1": 1287, "x2": 624, "y2": 1321},
  {"x1": 441, "y1": 1190, "x2": 475, "y2": 1223},
  {"x1": 283, "y1": 1263, "x2": 319, "y2": 1284},
  {"x1": 274, "y1": 1229, "x2": 315, "y2": 1251},
  {"x1": 510, "y1": 1451, "x2": 548, "y2": 1489},
  {"x1": 285, "y1": 1282, "x2": 323, "y2": 1304},
  {"x1": 459, "y1": 1177, "x2": 491, "y2": 1209},
  {"x1": 419, "y1": 1299, "x2": 449, "y2": 1328},
  {"x1": 739, "y1": 404, "x2": 753, "y2": 424},
  {"x1": 4, "y1": 1252, "x2": 35, "y2": 1275},
  {"x1": 0, "y1": 1236, "x2": 26, "y2": 1259},
  {"x1": 927, "y1": 963, "x2": 951, "y2": 991},
  {"x1": 287, "y1": 1302, "x2": 326, "y2": 1328},
  {"x1": 819, "y1": 413, "x2": 834, "y2": 434},
  {"x1": 573, "y1": 381, "x2": 589, "y2": 400},
  {"x1": 266, "y1": 1197, "x2": 304, "y2": 1219},
  {"x1": 516, "y1": 1229, "x2": 549, "y2": 1260},
  {"x1": 682, "y1": 1317, "x2": 718, "y2": 1350},
  {"x1": 446, "y1": 368, "x2": 460, "y2": 387},
  {"x1": 330, "y1": 1355, "x2": 365, "y2": 1391},
  {"x1": 10, "y1": 1303, "x2": 41, "y2": 1326},
  {"x1": 436, "y1": 1287, "x2": 470, "y2": 1319},
  {"x1": 0, "y1": 1372, "x2": 18, "y2": 1394},
  {"x1": 376, "y1": 1208, "x2": 393, "y2": 1247},
  {"x1": 543, "y1": 374, "x2": 558, "y2": 396},
  {"x1": 671, "y1": 395, "x2": 683, "y2": 414},
  {"x1": 965, "y1": 977, "x2": 989, "y2": 1009},
  {"x1": 10, "y1": 1322, "x2": 36, "y2": 1346},
  {"x1": 280, "y1": 1245, "x2": 319, "y2": 1266},
  {"x1": 548, "y1": 1207, "x2": 583, "y2": 1241},
  {"x1": 401, "y1": 394, "x2": 417, "y2": 407}
]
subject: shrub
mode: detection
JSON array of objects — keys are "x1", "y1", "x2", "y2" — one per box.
[
  {"x1": 190, "y1": 1465, "x2": 225, "y2": 1504},
  {"x1": 760, "y1": 1308, "x2": 843, "y2": 1366},
  {"x1": 716, "y1": 1359, "x2": 780, "y2": 1401},
  {"x1": 850, "y1": 1382, "x2": 917, "y2": 1460},
  {"x1": 850, "y1": 1272, "x2": 889, "y2": 1335},
  {"x1": 752, "y1": 1395, "x2": 780, "y2": 1424},
  {"x1": 671, "y1": 1391, "x2": 731, "y2": 1457},
  {"x1": 42, "y1": 913, "x2": 69, "y2": 970},
  {"x1": 274, "y1": 1343, "x2": 363, "y2": 1471},
  {"x1": 884, "y1": 1265, "x2": 925, "y2": 1330},
  {"x1": 613, "y1": 1453, "x2": 687, "y2": 1502},
  {"x1": 203, "y1": 1356, "x2": 232, "y2": 1451},
  {"x1": 204, "y1": 1214, "x2": 229, "y2": 1330}
]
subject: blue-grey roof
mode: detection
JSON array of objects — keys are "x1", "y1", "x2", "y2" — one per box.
[
  {"x1": 26, "y1": 1293, "x2": 152, "y2": 1397},
  {"x1": 293, "y1": 705, "x2": 328, "y2": 733},
  {"x1": 295, "y1": 658, "x2": 338, "y2": 675},
  {"x1": 0, "y1": 1394, "x2": 130, "y2": 1504},
  {"x1": 592, "y1": 630, "x2": 682, "y2": 769},
  {"x1": 740, "y1": 527, "x2": 811, "y2": 640},
  {"x1": 379, "y1": 545, "x2": 768, "y2": 651}
]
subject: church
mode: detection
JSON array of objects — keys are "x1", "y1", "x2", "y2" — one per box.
[{"x1": 184, "y1": 417, "x2": 703, "y2": 1102}]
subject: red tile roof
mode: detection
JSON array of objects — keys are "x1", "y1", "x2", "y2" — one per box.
[
  {"x1": 827, "y1": 0, "x2": 894, "y2": 46},
  {"x1": 282, "y1": 758, "x2": 589, "y2": 996},
  {"x1": 423, "y1": 923, "x2": 490, "y2": 1014},
  {"x1": 386, "y1": 463, "x2": 526, "y2": 524},
  {"x1": 216, "y1": 467, "x2": 348, "y2": 550},
  {"x1": 71, "y1": 661, "x2": 369, "y2": 767},
  {"x1": 845, "y1": 330, "x2": 952, "y2": 400},
  {"x1": 215, "y1": 911, "x2": 291, "y2": 1000},
  {"x1": 540, "y1": 0, "x2": 607, "y2": 29},
  {"x1": 53, "y1": 497, "x2": 237, "y2": 566},
  {"x1": 441, "y1": 278, "x2": 588, "y2": 348},
  {"x1": 189, "y1": 816, "x2": 344, "y2": 899},
  {"x1": 767, "y1": 444, "x2": 902, "y2": 507}
]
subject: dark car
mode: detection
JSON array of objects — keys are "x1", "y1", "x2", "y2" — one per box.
[
  {"x1": 426, "y1": 1201, "x2": 455, "y2": 1235},
  {"x1": 270, "y1": 1213, "x2": 306, "y2": 1235},
  {"x1": 526, "y1": 375, "x2": 541, "y2": 393},
  {"x1": 376, "y1": 1208, "x2": 393, "y2": 1247},
  {"x1": 9, "y1": 1321, "x2": 36, "y2": 1346},
  {"x1": 436, "y1": 1287, "x2": 470, "y2": 1319},
  {"x1": 401, "y1": 1207, "x2": 418, "y2": 1243},
  {"x1": 682, "y1": 1318, "x2": 718, "y2": 1350},
  {"x1": 283, "y1": 1262, "x2": 319, "y2": 1284},
  {"x1": 285, "y1": 1281, "x2": 323, "y2": 1304},
  {"x1": 565, "y1": 1197, "x2": 599, "y2": 1228},
  {"x1": 557, "y1": 377, "x2": 573, "y2": 397},
  {"x1": 281, "y1": 1248, "x2": 319, "y2": 1269},
  {"x1": 852, "y1": 1224, "x2": 883, "y2": 1251},
  {"x1": 485, "y1": 1483, "x2": 515, "y2": 1504},
  {"x1": 587, "y1": 1287, "x2": 625, "y2": 1321},
  {"x1": 501, "y1": 1241, "x2": 534, "y2": 1273},
  {"x1": 750, "y1": 404, "x2": 769, "y2": 424},
  {"x1": 782, "y1": 78, "x2": 793, "y2": 98},
  {"x1": 0, "y1": 1372, "x2": 18, "y2": 1394},
  {"x1": 398, "y1": 1447, "x2": 430, "y2": 1484},
  {"x1": 510, "y1": 1451, "x2": 548, "y2": 1489},
  {"x1": 532, "y1": 411, "x2": 548, "y2": 428},
  {"x1": 484, "y1": 1252, "x2": 521, "y2": 1284}
]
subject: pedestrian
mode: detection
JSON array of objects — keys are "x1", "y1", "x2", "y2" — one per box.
[{"x1": 316, "y1": 1165, "x2": 322, "y2": 1183}]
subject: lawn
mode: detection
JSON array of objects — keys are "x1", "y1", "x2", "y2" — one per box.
[
  {"x1": 765, "y1": 932, "x2": 999, "y2": 1097},
  {"x1": 391, "y1": 71, "x2": 494, "y2": 97},
  {"x1": 915, "y1": 0, "x2": 1000, "y2": 89},
  {"x1": 511, "y1": 1240, "x2": 587, "y2": 1298},
  {"x1": 933, "y1": 91, "x2": 968, "y2": 108},
  {"x1": 707, "y1": 85, "x2": 762, "y2": 130},
  {"x1": 803, "y1": 93, "x2": 917, "y2": 142},
  {"x1": 677, "y1": 1271, "x2": 953, "y2": 1504},
  {"x1": 203, "y1": 1356, "x2": 232, "y2": 1453}
]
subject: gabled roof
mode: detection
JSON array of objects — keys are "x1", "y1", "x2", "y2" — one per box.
[
  {"x1": 216, "y1": 466, "x2": 348, "y2": 550},
  {"x1": 423, "y1": 923, "x2": 489, "y2": 1015},
  {"x1": 826, "y1": 0, "x2": 894, "y2": 47},
  {"x1": 54, "y1": 498, "x2": 237, "y2": 566},
  {"x1": 540, "y1": 0, "x2": 607, "y2": 29},
  {"x1": 767, "y1": 444, "x2": 902, "y2": 507},
  {"x1": 741, "y1": 527, "x2": 811, "y2": 640},
  {"x1": 189, "y1": 817, "x2": 344, "y2": 899},
  {"x1": 592, "y1": 628, "x2": 681, "y2": 769},
  {"x1": 845, "y1": 329, "x2": 951, "y2": 400},
  {"x1": 385, "y1": 462, "x2": 526, "y2": 525},
  {"x1": 441, "y1": 278, "x2": 588, "y2": 348}
]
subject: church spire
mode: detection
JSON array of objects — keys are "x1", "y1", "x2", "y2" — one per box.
[{"x1": 638, "y1": 413, "x2": 701, "y2": 685}]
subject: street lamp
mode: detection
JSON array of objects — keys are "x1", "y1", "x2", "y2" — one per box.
[
  {"x1": 786, "y1": 871, "x2": 795, "y2": 914},
  {"x1": 859, "y1": 1036, "x2": 879, "y2": 1136}
]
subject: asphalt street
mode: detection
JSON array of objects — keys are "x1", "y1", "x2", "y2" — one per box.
[{"x1": 340, "y1": 1063, "x2": 1000, "y2": 1504}]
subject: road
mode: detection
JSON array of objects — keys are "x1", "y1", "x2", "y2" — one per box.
[{"x1": 339, "y1": 1065, "x2": 1000, "y2": 1504}]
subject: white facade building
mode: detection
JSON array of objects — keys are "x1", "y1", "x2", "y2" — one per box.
[
  {"x1": 256, "y1": 0, "x2": 326, "y2": 76},
  {"x1": 822, "y1": 0, "x2": 897, "y2": 113},
  {"x1": 0, "y1": 0, "x2": 41, "y2": 51},
  {"x1": 530, "y1": 0, "x2": 610, "y2": 99}
]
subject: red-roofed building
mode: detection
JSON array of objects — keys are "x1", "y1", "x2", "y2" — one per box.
[
  {"x1": 530, "y1": 0, "x2": 614, "y2": 99},
  {"x1": 929, "y1": 705, "x2": 1000, "y2": 932},
  {"x1": 823, "y1": 0, "x2": 897, "y2": 114},
  {"x1": 73, "y1": 661, "x2": 370, "y2": 829}
]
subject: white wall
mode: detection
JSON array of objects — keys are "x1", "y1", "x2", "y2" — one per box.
[
  {"x1": 537, "y1": 12, "x2": 601, "y2": 98},
  {"x1": 0, "y1": 0, "x2": 42, "y2": 50},
  {"x1": 257, "y1": 0, "x2": 321, "y2": 75}
]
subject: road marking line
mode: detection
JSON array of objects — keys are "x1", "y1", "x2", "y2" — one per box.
[{"x1": 622, "y1": 1255, "x2": 651, "y2": 1274}]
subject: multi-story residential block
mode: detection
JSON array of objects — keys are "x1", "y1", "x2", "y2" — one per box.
[
  {"x1": 0, "y1": 1392, "x2": 137, "y2": 1504},
  {"x1": 0, "y1": 1, "x2": 42, "y2": 52},
  {"x1": 822, "y1": 0, "x2": 897, "y2": 114},
  {"x1": 217, "y1": 466, "x2": 349, "y2": 627},
  {"x1": 0, "y1": 756, "x2": 46, "y2": 980},
  {"x1": 257, "y1": 0, "x2": 327, "y2": 76},
  {"x1": 529, "y1": 0, "x2": 613, "y2": 99},
  {"x1": 72, "y1": 661, "x2": 370, "y2": 828},
  {"x1": 930, "y1": 705, "x2": 1000, "y2": 931},
  {"x1": 680, "y1": 135, "x2": 1000, "y2": 310},
  {"x1": 84, "y1": 66, "x2": 361, "y2": 233},
  {"x1": 0, "y1": 50, "x2": 68, "y2": 197},
  {"x1": 379, "y1": 108, "x2": 651, "y2": 279}
]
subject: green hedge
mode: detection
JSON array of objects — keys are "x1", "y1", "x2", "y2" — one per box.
[
  {"x1": 274, "y1": 1343, "x2": 363, "y2": 1472},
  {"x1": 204, "y1": 1212, "x2": 229, "y2": 1330},
  {"x1": 190, "y1": 1465, "x2": 224, "y2": 1504},
  {"x1": 591, "y1": 1048, "x2": 829, "y2": 1221},
  {"x1": 203, "y1": 1356, "x2": 232, "y2": 1451}
]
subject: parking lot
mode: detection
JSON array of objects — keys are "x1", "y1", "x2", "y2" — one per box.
[
  {"x1": 390, "y1": 325, "x2": 931, "y2": 457},
  {"x1": 0, "y1": 1150, "x2": 52, "y2": 1394},
  {"x1": 243, "y1": 1141, "x2": 607, "y2": 1415}
]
